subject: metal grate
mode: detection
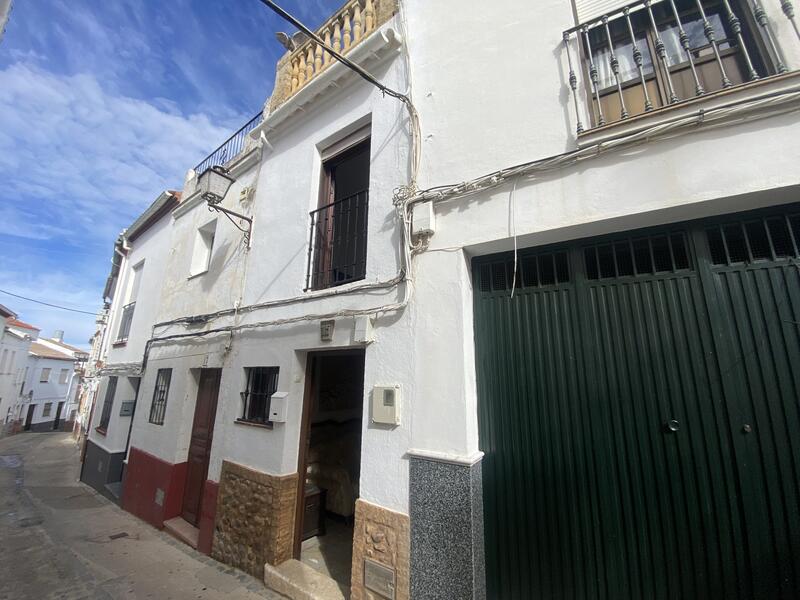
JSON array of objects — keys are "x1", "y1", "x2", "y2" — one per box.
[
  {"x1": 585, "y1": 232, "x2": 691, "y2": 280},
  {"x1": 98, "y1": 376, "x2": 117, "y2": 431},
  {"x1": 479, "y1": 251, "x2": 570, "y2": 293},
  {"x1": 148, "y1": 369, "x2": 172, "y2": 426},
  {"x1": 240, "y1": 367, "x2": 279, "y2": 426},
  {"x1": 707, "y1": 214, "x2": 800, "y2": 266},
  {"x1": 306, "y1": 190, "x2": 369, "y2": 290},
  {"x1": 194, "y1": 112, "x2": 262, "y2": 175},
  {"x1": 116, "y1": 302, "x2": 136, "y2": 343}
]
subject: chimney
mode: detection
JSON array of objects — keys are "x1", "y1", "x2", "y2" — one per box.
[{"x1": 53, "y1": 330, "x2": 64, "y2": 343}]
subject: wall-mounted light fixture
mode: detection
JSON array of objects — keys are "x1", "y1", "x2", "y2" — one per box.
[{"x1": 197, "y1": 166, "x2": 253, "y2": 247}]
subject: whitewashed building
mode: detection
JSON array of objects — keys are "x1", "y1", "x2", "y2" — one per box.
[
  {"x1": 0, "y1": 306, "x2": 33, "y2": 431},
  {"x1": 80, "y1": 191, "x2": 181, "y2": 502},
  {"x1": 89, "y1": 0, "x2": 800, "y2": 598}
]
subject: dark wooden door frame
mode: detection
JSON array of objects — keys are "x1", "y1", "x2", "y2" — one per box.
[
  {"x1": 182, "y1": 368, "x2": 222, "y2": 526},
  {"x1": 24, "y1": 404, "x2": 34, "y2": 431},
  {"x1": 53, "y1": 401, "x2": 64, "y2": 430},
  {"x1": 292, "y1": 348, "x2": 366, "y2": 559}
]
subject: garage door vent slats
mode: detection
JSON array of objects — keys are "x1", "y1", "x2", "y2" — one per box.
[
  {"x1": 707, "y1": 214, "x2": 800, "y2": 266},
  {"x1": 584, "y1": 232, "x2": 690, "y2": 280},
  {"x1": 479, "y1": 251, "x2": 569, "y2": 292}
]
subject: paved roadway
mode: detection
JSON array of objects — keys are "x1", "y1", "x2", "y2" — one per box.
[{"x1": 0, "y1": 432, "x2": 283, "y2": 600}]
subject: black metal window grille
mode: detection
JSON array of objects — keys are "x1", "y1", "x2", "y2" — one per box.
[
  {"x1": 305, "y1": 190, "x2": 369, "y2": 290},
  {"x1": 240, "y1": 367, "x2": 279, "y2": 426},
  {"x1": 584, "y1": 232, "x2": 691, "y2": 279},
  {"x1": 148, "y1": 369, "x2": 172, "y2": 425},
  {"x1": 479, "y1": 251, "x2": 570, "y2": 293},
  {"x1": 194, "y1": 112, "x2": 262, "y2": 175},
  {"x1": 116, "y1": 302, "x2": 136, "y2": 343},
  {"x1": 707, "y1": 213, "x2": 800, "y2": 266},
  {"x1": 98, "y1": 376, "x2": 117, "y2": 432}
]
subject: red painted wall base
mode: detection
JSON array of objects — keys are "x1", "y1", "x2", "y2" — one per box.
[
  {"x1": 197, "y1": 480, "x2": 219, "y2": 555},
  {"x1": 122, "y1": 447, "x2": 187, "y2": 530}
]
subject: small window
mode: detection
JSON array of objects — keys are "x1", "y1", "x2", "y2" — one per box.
[
  {"x1": 43, "y1": 403, "x2": 52, "y2": 417},
  {"x1": 59, "y1": 369, "x2": 69, "y2": 384},
  {"x1": 40, "y1": 368, "x2": 51, "y2": 383},
  {"x1": 148, "y1": 369, "x2": 172, "y2": 425},
  {"x1": 190, "y1": 220, "x2": 217, "y2": 277},
  {"x1": 97, "y1": 376, "x2": 117, "y2": 432},
  {"x1": 240, "y1": 367, "x2": 279, "y2": 426}
]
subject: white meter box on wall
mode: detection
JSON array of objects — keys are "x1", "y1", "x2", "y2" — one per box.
[{"x1": 371, "y1": 385, "x2": 401, "y2": 426}]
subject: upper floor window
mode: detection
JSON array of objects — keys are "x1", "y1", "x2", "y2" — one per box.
[
  {"x1": 306, "y1": 135, "x2": 370, "y2": 290},
  {"x1": 239, "y1": 367, "x2": 279, "y2": 426},
  {"x1": 148, "y1": 368, "x2": 172, "y2": 425},
  {"x1": 40, "y1": 368, "x2": 51, "y2": 383},
  {"x1": 190, "y1": 219, "x2": 217, "y2": 277},
  {"x1": 97, "y1": 376, "x2": 117, "y2": 433},
  {"x1": 564, "y1": 0, "x2": 782, "y2": 131},
  {"x1": 59, "y1": 369, "x2": 69, "y2": 384},
  {"x1": 116, "y1": 261, "x2": 143, "y2": 343}
]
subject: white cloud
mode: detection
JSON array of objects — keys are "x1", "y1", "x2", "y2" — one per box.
[{"x1": 0, "y1": 63, "x2": 237, "y2": 242}]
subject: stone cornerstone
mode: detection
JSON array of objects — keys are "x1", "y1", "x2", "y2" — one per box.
[
  {"x1": 351, "y1": 498, "x2": 410, "y2": 600},
  {"x1": 211, "y1": 460, "x2": 298, "y2": 578}
]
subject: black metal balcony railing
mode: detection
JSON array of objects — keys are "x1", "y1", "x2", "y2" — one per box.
[
  {"x1": 116, "y1": 302, "x2": 135, "y2": 343},
  {"x1": 194, "y1": 112, "x2": 263, "y2": 175},
  {"x1": 305, "y1": 190, "x2": 369, "y2": 291},
  {"x1": 562, "y1": 0, "x2": 800, "y2": 133}
]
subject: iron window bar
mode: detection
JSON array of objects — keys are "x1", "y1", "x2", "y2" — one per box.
[
  {"x1": 305, "y1": 190, "x2": 369, "y2": 291},
  {"x1": 148, "y1": 369, "x2": 172, "y2": 425},
  {"x1": 97, "y1": 376, "x2": 117, "y2": 432},
  {"x1": 116, "y1": 302, "x2": 136, "y2": 343},
  {"x1": 194, "y1": 112, "x2": 263, "y2": 175},
  {"x1": 562, "y1": 0, "x2": 796, "y2": 133},
  {"x1": 239, "y1": 367, "x2": 279, "y2": 426}
]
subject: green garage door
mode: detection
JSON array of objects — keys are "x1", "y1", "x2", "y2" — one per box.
[{"x1": 473, "y1": 205, "x2": 800, "y2": 600}]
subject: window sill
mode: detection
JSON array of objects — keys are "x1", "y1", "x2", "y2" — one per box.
[
  {"x1": 94, "y1": 427, "x2": 107, "y2": 436},
  {"x1": 576, "y1": 70, "x2": 800, "y2": 150},
  {"x1": 112, "y1": 340, "x2": 127, "y2": 347},
  {"x1": 234, "y1": 418, "x2": 273, "y2": 430},
  {"x1": 187, "y1": 269, "x2": 208, "y2": 281}
]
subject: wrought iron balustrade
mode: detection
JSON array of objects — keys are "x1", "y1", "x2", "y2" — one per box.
[
  {"x1": 305, "y1": 190, "x2": 369, "y2": 291},
  {"x1": 115, "y1": 301, "x2": 135, "y2": 343},
  {"x1": 562, "y1": 0, "x2": 800, "y2": 133},
  {"x1": 194, "y1": 112, "x2": 263, "y2": 175}
]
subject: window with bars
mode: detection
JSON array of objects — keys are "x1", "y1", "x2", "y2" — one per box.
[
  {"x1": 584, "y1": 231, "x2": 691, "y2": 279},
  {"x1": 306, "y1": 139, "x2": 370, "y2": 291},
  {"x1": 148, "y1": 369, "x2": 172, "y2": 425},
  {"x1": 97, "y1": 376, "x2": 117, "y2": 433},
  {"x1": 706, "y1": 213, "x2": 800, "y2": 266},
  {"x1": 239, "y1": 367, "x2": 279, "y2": 426}
]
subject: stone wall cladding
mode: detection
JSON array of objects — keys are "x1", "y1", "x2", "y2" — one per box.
[
  {"x1": 211, "y1": 460, "x2": 298, "y2": 579},
  {"x1": 351, "y1": 498, "x2": 410, "y2": 600},
  {"x1": 266, "y1": 0, "x2": 399, "y2": 115}
]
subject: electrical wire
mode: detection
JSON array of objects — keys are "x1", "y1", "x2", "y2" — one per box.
[{"x1": 0, "y1": 288, "x2": 97, "y2": 316}]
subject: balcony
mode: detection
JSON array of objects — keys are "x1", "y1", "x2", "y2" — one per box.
[
  {"x1": 562, "y1": 0, "x2": 800, "y2": 136},
  {"x1": 194, "y1": 112, "x2": 263, "y2": 175},
  {"x1": 267, "y1": 0, "x2": 398, "y2": 113},
  {"x1": 305, "y1": 190, "x2": 369, "y2": 291}
]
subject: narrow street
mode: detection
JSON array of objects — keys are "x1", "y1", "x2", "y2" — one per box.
[{"x1": 0, "y1": 432, "x2": 283, "y2": 600}]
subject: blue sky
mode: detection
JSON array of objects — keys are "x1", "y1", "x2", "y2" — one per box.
[{"x1": 0, "y1": 0, "x2": 342, "y2": 347}]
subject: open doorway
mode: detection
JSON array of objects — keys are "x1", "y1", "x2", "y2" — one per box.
[{"x1": 295, "y1": 350, "x2": 365, "y2": 597}]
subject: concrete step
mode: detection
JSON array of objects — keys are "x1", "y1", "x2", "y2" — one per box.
[
  {"x1": 264, "y1": 559, "x2": 346, "y2": 600},
  {"x1": 104, "y1": 480, "x2": 122, "y2": 500},
  {"x1": 163, "y1": 516, "x2": 199, "y2": 550}
]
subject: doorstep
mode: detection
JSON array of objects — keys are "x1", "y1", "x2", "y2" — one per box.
[
  {"x1": 264, "y1": 559, "x2": 346, "y2": 600},
  {"x1": 163, "y1": 516, "x2": 200, "y2": 550}
]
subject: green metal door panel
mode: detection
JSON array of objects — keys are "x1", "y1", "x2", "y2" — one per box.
[
  {"x1": 473, "y1": 205, "x2": 800, "y2": 600},
  {"x1": 706, "y1": 263, "x2": 800, "y2": 598}
]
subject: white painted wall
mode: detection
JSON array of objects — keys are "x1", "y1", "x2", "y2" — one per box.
[
  {"x1": 23, "y1": 355, "x2": 75, "y2": 426},
  {"x1": 0, "y1": 329, "x2": 31, "y2": 426}
]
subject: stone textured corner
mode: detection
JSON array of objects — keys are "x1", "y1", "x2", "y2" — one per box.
[
  {"x1": 211, "y1": 460, "x2": 298, "y2": 578},
  {"x1": 351, "y1": 498, "x2": 410, "y2": 600}
]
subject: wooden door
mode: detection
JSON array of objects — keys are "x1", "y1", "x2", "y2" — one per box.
[
  {"x1": 53, "y1": 401, "x2": 64, "y2": 430},
  {"x1": 181, "y1": 369, "x2": 221, "y2": 525},
  {"x1": 24, "y1": 405, "x2": 34, "y2": 430}
]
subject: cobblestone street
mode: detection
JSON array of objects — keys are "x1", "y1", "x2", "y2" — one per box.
[{"x1": 0, "y1": 432, "x2": 283, "y2": 600}]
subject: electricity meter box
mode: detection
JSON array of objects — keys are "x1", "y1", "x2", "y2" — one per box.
[
  {"x1": 270, "y1": 392, "x2": 289, "y2": 423},
  {"x1": 371, "y1": 385, "x2": 401, "y2": 426}
]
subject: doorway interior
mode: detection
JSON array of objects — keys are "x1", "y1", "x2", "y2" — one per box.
[{"x1": 296, "y1": 350, "x2": 365, "y2": 597}]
